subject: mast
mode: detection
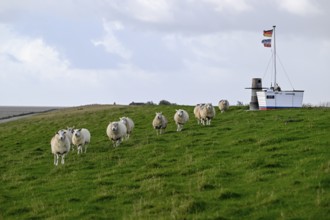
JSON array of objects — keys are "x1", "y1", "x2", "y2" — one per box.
[{"x1": 273, "y1": 25, "x2": 277, "y2": 87}]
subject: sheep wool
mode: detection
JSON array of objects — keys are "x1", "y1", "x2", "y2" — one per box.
[
  {"x1": 72, "y1": 128, "x2": 91, "y2": 154},
  {"x1": 174, "y1": 109, "x2": 189, "y2": 131},
  {"x1": 51, "y1": 130, "x2": 71, "y2": 166},
  {"x1": 106, "y1": 121, "x2": 127, "y2": 147},
  {"x1": 152, "y1": 112, "x2": 168, "y2": 135}
]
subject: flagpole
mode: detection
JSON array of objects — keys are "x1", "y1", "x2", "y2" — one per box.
[{"x1": 273, "y1": 25, "x2": 277, "y2": 87}]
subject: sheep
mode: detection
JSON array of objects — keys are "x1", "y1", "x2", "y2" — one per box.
[
  {"x1": 64, "y1": 126, "x2": 74, "y2": 151},
  {"x1": 51, "y1": 130, "x2": 71, "y2": 166},
  {"x1": 199, "y1": 103, "x2": 216, "y2": 125},
  {"x1": 152, "y1": 112, "x2": 168, "y2": 135},
  {"x1": 218, "y1": 100, "x2": 229, "y2": 113},
  {"x1": 106, "y1": 121, "x2": 127, "y2": 147},
  {"x1": 119, "y1": 117, "x2": 134, "y2": 140},
  {"x1": 174, "y1": 109, "x2": 189, "y2": 131},
  {"x1": 72, "y1": 128, "x2": 91, "y2": 154},
  {"x1": 193, "y1": 104, "x2": 205, "y2": 124}
]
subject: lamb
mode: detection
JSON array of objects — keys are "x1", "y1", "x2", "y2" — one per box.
[
  {"x1": 152, "y1": 112, "x2": 168, "y2": 135},
  {"x1": 119, "y1": 117, "x2": 134, "y2": 140},
  {"x1": 199, "y1": 103, "x2": 216, "y2": 125},
  {"x1": 106, "y1": 121, "x2": 127, "y2": 147},
  {"x1": 72, "y1": 128, "x2": 91, "y2": 154},
  {"x1": 174, "y1": 109, "x2": 189, "y2": 131},
  {"x1": 51, "y1": 130, "x2": 71, "y2": 166},
  {"x1": 218, "y1": 100, "x2": 229, "y2": 113}
]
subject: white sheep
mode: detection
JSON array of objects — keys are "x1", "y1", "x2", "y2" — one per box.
[
  {"x1": 174, "y1": 109, "x2": 189, "y2": 131},
  {"x1": 200, "y1": 103, "x2": 216, "y2": 125},
  {"x1": 193, "y1": 104, "x2": 205, "y2": 124},
  {"x1": 119, "y1": 117, "x2": 134, "y2": 140},
  {"x1": 152, "y1": 112, "x2": 168, "y2": 135},
  {"x1": 72, "y1": 128, "x2": 91, "y2": 154},
  {"x1": 51, "y1": 130, "x2": 71, "y2": 166},
  {"x1": 64, "y1": 126, "x2": 74, "y2": 151},
  {"x1": 106, "y1": 121, "x2": 127, "y2": 147},
  {"x1": 218, "y1": 100, "x2": 229, "y2": 113}
]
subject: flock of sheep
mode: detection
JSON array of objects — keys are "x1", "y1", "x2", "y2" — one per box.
[{"x1": 51, "y1": 100, "x2": 229, "y2": 166}]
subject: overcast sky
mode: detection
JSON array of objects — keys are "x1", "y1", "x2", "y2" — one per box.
[{"x1": 0, "y1": 0, "x2": 329, "y2": 106}]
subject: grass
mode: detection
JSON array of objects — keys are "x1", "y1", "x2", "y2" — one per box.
[{"x1": 0, "y1": 104, "x2": 329, "y2": 219}]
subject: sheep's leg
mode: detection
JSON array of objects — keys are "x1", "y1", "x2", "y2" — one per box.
[
  {"x1": 84, "y1": 145, "x2": 88, "y2": 153},
  {"x1": 54, "y1": 154, "x2": 59, "y2": 166},
  {"x1": 77, "y1": 145, "x2": 82, "y2": 154},
  {"x1": 61, "y1": 154, "x2": 65, "y2": 164}
]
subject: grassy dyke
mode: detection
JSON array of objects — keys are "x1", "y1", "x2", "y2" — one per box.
[{"x1": 0, "y1": 105, "x2": 329, "y2": 219}]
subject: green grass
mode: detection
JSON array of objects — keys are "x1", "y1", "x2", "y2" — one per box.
[{"x1": 0, "y1": 105, "x2": 329, "y2": 219}]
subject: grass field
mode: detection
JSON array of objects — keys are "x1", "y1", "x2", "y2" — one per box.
[{"x1": 0, "y1": 105, "x2": 329, "y2": 219}]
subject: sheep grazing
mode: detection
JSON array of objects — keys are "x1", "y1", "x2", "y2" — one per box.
[
  {"x1": 51, "y1": 130, "x2": 71, "y2": 166},
  {"x1": 218, "y1": 100, "x2": 229, "y2": 113},
  {"x1": 120, "y1": 117, "x2": 134, "y2": 140},
  {"x1": 106, "y1": 121, "x2": 127, "y2": 147},
  {"x1": 72, "y1": 128, "x2": 91, "y2": 154},
  {"x1": 200, "y1": 103, "x2": 216, "y2": 125},
  {"x1": 152, "y1": 112, "x2": 168, "y2": 135},
  {"x1": 174, "y1": 109, "x2": 189, "y2": 131}
]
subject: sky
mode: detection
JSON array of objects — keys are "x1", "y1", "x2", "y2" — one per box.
[{"x1": 0, "y1": 0, "x2": 329, "y2": 106}]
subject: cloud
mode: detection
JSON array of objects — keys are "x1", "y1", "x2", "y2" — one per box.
[
  {"x1": 91, "y1": 19, "x2": 132, "y2": 60},
  {"x1": 0, "y1": 24, "x2": 70, "y2": 81},
  {"x1": 202, "y1": 0, "x2": 252, "y2": 12},
  {"x1": 277, "y1": 0, "x2": 322, "y2": 15}
]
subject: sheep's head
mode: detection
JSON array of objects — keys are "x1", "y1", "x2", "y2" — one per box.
[
  {"x1": 56, "y1": 130, "x2": 66, "y2": 141},
  {"x1": 74, "y1": 129, "x2": 82, "y2": 137},
  {"x1": 111, "y1": 122, "x2": 119, "y2": 131},
  {"x1": 67, "y1": 127, "x2": 75, "y2": 134},
  {"x1": 120, "y1": 117, "x2": 127, "y2": 125},
  {"x1": 176, "y1": 109, "x2": 184, "y2": 117},
  {"x1": 155, "y1": 112, "x2": 163, "y2": 120},
  {"x1": 206, "y1": 104, "x2": 213, "y2": 110}
]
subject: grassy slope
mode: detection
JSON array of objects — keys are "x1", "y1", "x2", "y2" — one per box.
[{"x1": 0, "y1": 105, "x2": 329, "y2": 219}]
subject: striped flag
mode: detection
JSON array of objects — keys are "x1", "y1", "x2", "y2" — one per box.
[
  {"x1": 263, "y1": 29, "x2": 273, "y2": 37},
  {"x1": 261, "y1": 39, "x2": 271, "y2": 47}
]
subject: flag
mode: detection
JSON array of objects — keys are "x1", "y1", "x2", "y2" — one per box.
[
  {"x1": 261, "y1": 39, "x2": 271, "y2": 47},
  {"x1": 263, "y1": 29, "x2": 273, "y2": 37}
]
